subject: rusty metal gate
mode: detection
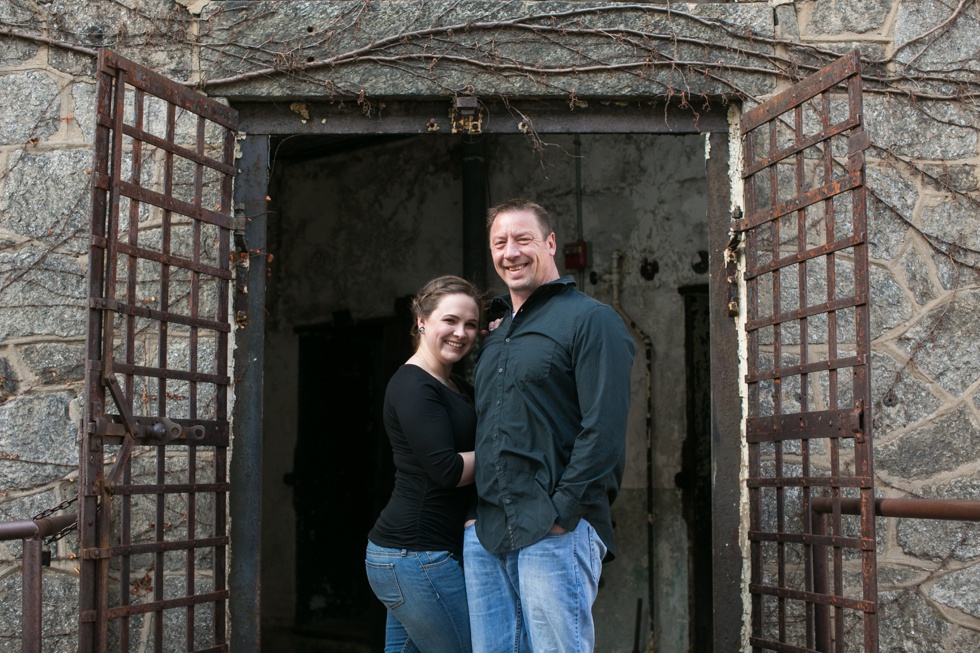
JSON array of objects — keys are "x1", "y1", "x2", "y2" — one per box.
[
  {"x1": 734, "y1": 51, "x2": 877, "y2": 653},
  {"x1": 80, "y1": 49, "x2": 239, "y2": 652}
]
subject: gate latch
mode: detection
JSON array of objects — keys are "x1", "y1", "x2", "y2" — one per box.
[{"x1": 451, "y1": 96, "x2": 482, "y2": 134}]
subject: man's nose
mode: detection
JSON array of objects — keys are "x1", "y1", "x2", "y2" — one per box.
[{"x1": 503, "y1": 239, "x2": 520, "y2": 258}]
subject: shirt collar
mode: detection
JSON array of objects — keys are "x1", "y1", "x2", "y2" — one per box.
[{"x1": 488, "y1": 276, "x2": 577, "y2": 319}]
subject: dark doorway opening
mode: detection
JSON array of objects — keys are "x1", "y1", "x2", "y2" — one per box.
[
  {"x1": 677, "y1": 284, "x2": 713, "y2": 653},
  {"x1": 246, "y1": 120, "x2": 736, "y2": 652},
  {"x1": 292, "y1": 308, "x2": 414, "y2": 645}
]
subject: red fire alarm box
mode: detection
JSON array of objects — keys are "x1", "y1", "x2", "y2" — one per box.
[{"x1": 563, "y1": 240, "x2": 589, "y2": 270}]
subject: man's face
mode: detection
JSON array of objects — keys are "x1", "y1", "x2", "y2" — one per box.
[{"x1": 489, "y1": 209, "x2": 558, "y2": 298}]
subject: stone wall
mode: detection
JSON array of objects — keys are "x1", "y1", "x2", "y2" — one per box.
[{"x1": 0, "y1": 1, "x2": 977, "y2": 651}]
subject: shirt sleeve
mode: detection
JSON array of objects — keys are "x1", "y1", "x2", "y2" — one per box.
[
  {"x1": 387, "y1": 371, "x2": 466, "y2": 489},
  {"x1": 552, "y1": 304, "x2": 636, "y2": 531}
]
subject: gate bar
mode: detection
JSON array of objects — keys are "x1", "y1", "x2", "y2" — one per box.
[
  {"x1": 0, "y1": 513, "x2": 79, "y2": 653},
  {"x1": 812, "y1": 497, "x2": 980, "y2": 521}
]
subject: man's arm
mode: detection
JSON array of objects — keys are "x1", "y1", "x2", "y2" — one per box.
[{"x1": 551, "y1": 304, "x2": 635, "y2": 532}]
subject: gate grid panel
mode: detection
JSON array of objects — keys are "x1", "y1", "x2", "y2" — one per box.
[
  {"x1": 736, "y1": 52, "x2": 876, "y2": 653},
  {"x1": 81, "y1": 49, "x2": 238, "y2": 653}
]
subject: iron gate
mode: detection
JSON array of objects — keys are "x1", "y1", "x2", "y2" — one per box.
[
  {"x1": 80, "y1": 49, "x2": 239, "y2": 652},
  {"x1": 735, "y1": 51, "x2": 877, "y2": 653}
]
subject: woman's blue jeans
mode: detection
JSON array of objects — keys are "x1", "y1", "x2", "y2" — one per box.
[
  {"x1": 365, "y1": 541, "x2": 473, "y2": 653},
  {"x1": 463, "y1": 520, "x2": 606, "y2": 653}
]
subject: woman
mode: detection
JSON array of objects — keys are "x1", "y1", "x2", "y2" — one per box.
[{"x1": 366, "y1": 275, "x2": 482, "y2": 653}]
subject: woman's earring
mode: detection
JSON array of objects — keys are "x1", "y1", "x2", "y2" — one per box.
[{"x1": 419, "y1": 326, "x2": 425, "y2": 334}]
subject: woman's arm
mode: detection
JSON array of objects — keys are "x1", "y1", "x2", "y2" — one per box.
[{"x1": 456, "y1": 450, "x2": 475, "y2": 487}]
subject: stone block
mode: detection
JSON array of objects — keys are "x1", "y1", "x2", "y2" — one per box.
[
  {"x1": 0, "y1": 148, "x2": 92, "y2": 254},
  {"x1": 919, "y1": 163, "x2": 979, "y2": 194},
  {"x1": 0, "y1": 248, "x2": 86, "y2": 341},
  {"x1": 20, "y1": 341, "x2": 86, "y2": 386},
  {"x1": 935, "y1": 251, "x2": 980, "y2": 291},
  {"x1": 895, "y1": 0, "x2": 980, "y2": 78},
  {"x1": 0, "y1": 570, "x2": 78, "y2": 653},
  {"x1": 870, "y1": 350, "x2": 942, "y2": 437},
  {"x1": 46, "y1": 0, "x2": 194, "y2": 80},
  {"x1": 49, "y1": 48, "x2": 99, "y2": 77},
  {"x1": 0, "y1": 393, "x2": 78, "y2": 488},
  {"x1": 875, "y1": 406, "x2": 980, "y2": 482},
  {"x1": 950, "y1": 626, "x2": 980, "y2": 652},
  {"x1": 878, "y1": 589, "x2": 952, "y2": 653},
  {"x1": 897, "y1": 288, "x2": 980, "y2": 398},
  {"x1": 870, "y1": 264, "x2": 913, "y2": 340},
  {"x1": 0, "y1": 72, "x2": 60, "y2": 146},
  {"x1": 0, "y1": 356, "x2": 20, "y2": 401},
  {"x1": 897, "y1": 476, "x2": 980, "y2": 562},
  {"x1": 70, "y1": 81, "x2": 97, "y2": 144},
  {"x1": 898, "y1": 244, "x2": 938, "y2": 307},
  {"x1": 0, "y1": 2, "x2": 41, "y2": 66},
  {"x1": 201, "y1": 1, "x2": 777, "y2": 99},
  {"x1": 929, "y1": 563, "x2": 980, "y2": 619},
  {"x1": 867, "y1": 194, "x2": 910, "y2": 262},
  {"x1": 920, "y1": 198, "x2": 980, "y2": 269},
  {"x1": 866, "y1": 164, "x2": 919, "y2": 225},
  {"x1": 864, "y1": 95, "x2": 976, "y2": 160},
  {"x1": 807, "y1": 0, "x2": 893, "y2": 35}
]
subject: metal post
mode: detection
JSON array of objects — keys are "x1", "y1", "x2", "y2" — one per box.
[
  {"x1": 230, "y1": 132, "x2": 269, "y2": 652},
  {"x1": 461, "y1": 137, "x2": 487, "y2": 289},
  {"x1": 22, "y1": 536, "x2": 42, "y2": 653},
  {"x1": 812, "y1": 513, "x2": 830, "y2": 653}
]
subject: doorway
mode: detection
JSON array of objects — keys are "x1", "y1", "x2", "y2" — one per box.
[{"x1": 234, "y1": 104, "x2": 740, "y2": 652}]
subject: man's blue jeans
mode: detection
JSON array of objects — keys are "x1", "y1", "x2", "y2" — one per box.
[
  {"x1": 463, "y1": 520, "x2": 606, "y2": 653},
  {"x1": 365, "y1": 541, "x2": 472, "y2": 653}
]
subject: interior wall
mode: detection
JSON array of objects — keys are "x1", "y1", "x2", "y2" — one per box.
[{"x1": 261, "y1": 132, "x2": 709, "y2": 652}]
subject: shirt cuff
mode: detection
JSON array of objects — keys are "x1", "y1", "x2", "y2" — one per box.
[{"x1": 552, "y1": 490, "x2": 582, "y2": 533}]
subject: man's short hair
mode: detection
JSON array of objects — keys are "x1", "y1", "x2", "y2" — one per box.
[{"x1": 486, "y1": 198, "x2": 554, "y2": 237}]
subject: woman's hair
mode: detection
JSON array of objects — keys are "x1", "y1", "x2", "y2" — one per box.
[{"x1": 410, "y1": 275, "x2": 484, "y2": 346}]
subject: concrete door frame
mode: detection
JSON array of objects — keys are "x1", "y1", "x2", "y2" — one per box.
[{"x1": 229, "y1": 99, "x2": 744, "y2": 652}]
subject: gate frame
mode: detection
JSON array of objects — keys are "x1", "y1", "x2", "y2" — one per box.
[{"x1": 81, "y1": 48, "x2": 239, "y2": 653}]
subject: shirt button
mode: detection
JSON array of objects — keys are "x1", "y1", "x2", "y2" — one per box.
[
  {"x1": 498, "y1": 368, "x2": 503, "y2": 373},
  {"x1": 505, "y1": 498, "x2": 513, "y2": 504},
  {"x1": 505, "y1": 338, "x2": 510, "y2": 343}
]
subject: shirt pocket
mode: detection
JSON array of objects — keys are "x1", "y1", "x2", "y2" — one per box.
[{"x1": 513, "y1": 335, "x2": 557, "y2": 385}]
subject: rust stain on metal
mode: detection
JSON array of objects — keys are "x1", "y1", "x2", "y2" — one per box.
[
  {"x1": 80, "y1": 49, "x2": 238, "y2": 653},
  {"x1": 737, "y1": 51, "x2": 878, "y2": 653}
]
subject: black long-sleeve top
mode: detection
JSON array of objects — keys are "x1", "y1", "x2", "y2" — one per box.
[{"x1": 368, "y1": 364, "x2": 476, "y2": 556}]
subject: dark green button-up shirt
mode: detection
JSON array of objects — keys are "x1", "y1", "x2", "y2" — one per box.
[{"x1": 474, "y1": 277, "x2": 635, "y2": 560}]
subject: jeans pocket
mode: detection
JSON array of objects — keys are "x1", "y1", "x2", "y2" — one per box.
[
  {"x1": 420, "y1": 549, "x2": 453, "y2": 569},
  {"x1": 587, "y1": 524, "x2": 606, "y2": 584},
  {"x1": 365, "y1": 561, "x2": 405, "y2": 609}
]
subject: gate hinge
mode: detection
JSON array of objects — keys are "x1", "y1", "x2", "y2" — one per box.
[
  {"x1": 725, "y1": 207, "x2": 743, "y2": 317},
  {"x1": 81, "y1": 547, "x2": 112, "y2": 560}
]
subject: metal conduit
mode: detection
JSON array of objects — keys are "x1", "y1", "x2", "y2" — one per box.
[
  {"x1": 0, "y1": 513, "x2": 78, "y2": 653},
  {"x1": 612, "y1": 250, "x2": 656, "y2": 652},
  {"x1": 812, "y1": 497, "x2": 980, "y2": 521}
]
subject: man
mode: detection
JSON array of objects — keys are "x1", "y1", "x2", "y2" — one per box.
[{"x1": 464, "y1": 198, "x2": 635, "y2": 652}]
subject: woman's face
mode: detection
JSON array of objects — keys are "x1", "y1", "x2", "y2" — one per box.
[{"x1": 417, "y1": 293, "x2": 480, "y2": 365}]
